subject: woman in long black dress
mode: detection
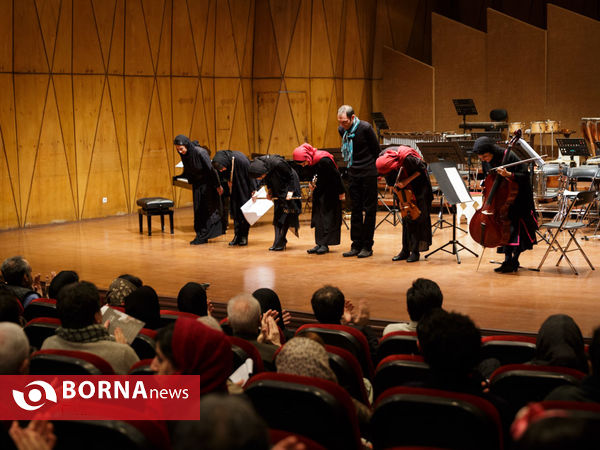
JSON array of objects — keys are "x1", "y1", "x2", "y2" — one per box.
[
  {"x1": 248, "y1": 155, "x2": 301, "y2": 251},
  {"x1": 174, "y1": 135, "x2": 224, "y2": 245},
  {"x1": 473, "y1": 137, "x2": 538, "y2": 272},
  {"x1": 212, "y1": 150, "x2": 257, "y2": 246},
  {"x1": 376, "y1": 146, "x2": 433, "y2": 262},
  {"x1": 293, "y1": 144, "x2": 345, "y2": 255}
]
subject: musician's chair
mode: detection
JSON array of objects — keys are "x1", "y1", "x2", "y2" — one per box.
[
  {"x1": 136, "y1": 197, "x2": 174, "y2": 236},
  {"x1": 535, "y1": 190, "x2": 597, "y2": 275}
]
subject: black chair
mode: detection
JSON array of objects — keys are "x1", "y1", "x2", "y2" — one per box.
[
  {"x1": 30, "y1": 349, "x2": 116, "y2": 375},
  {"x1": 23, "y1": 298, "x2": 58, "y2": 321},
  {"x1": 136, "y1": 197, "x2": 174, "y2": 236},
  {"x1": 24, "y1": 317, "x2": 61, "y2": 349},
  {"x1": 128, "y1": 359, "x2": 154, "y2": 375},
  {"x1": 228, "y1": 335, "x2": 264, "y2": 375},
  {"x1": 377, "y1": 331, "x2": 419, "y2": 363},
  {"x1": 325, "y1": 344, "x2": 370, "y2": 405},
  {"x1": 131, "y1": 328, "x2": 157, "y2": 360},
  {"x1": 536, "y1": 190, "x2": 597, "y2": 274},
  {"x1": 480, "y1": 335, "x2": 537, "y2": 365},
  {"x1": 244, "y1": 372, "x2": 362, "y2": 450},
  {"x1": 373, "y1": 355, "x2": 430, "y2": 400},
  {"x1": 371, "y1": 386, "x2": 503, "y2": 450}
]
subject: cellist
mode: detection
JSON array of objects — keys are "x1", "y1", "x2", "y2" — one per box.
[
  {"x1": 376, "y1": 146, "x2": 433, "y2": 262},
  {"x1": 473, "y1": 137, "x2": 538, "y2": 273}
]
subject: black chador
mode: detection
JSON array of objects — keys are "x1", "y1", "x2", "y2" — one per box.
[
  {"x1": 249, "y1": 155, "x2": 302, "y2": 251},
  {"x1": 212, "y1": 150, "x2": 257, "y2": 246},
  {"x1": 174, "y1": 135, "x2": 224, "y2": 245}
]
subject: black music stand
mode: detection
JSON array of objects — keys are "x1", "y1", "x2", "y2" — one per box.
[
  {"x1": 375, "y1": 188, "x2": 402, "y2": 229},
  {"x1": 557, "y1": 138, "x2": 589, "y2": 166},
  {"x1": 372, "y1": 112, "x2": 390, "y2": 143},
  {"x1": 417, "y1": 142, "x2": 469, "y2": 234},
  {"x1": 452, "y1": 98, "x2": 478, "y2": 131},
  {"x1": 423, "y1": 161, "x2": 479, "y2": 264}
]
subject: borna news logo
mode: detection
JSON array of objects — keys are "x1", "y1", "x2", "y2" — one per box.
[{"x1": 12, "y1": 380, "x2": 58, "y2": 411}]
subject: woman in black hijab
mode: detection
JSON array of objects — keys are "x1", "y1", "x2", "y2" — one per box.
[
  {"x1": 473, "y1": 137, "x2": 538, "y2": 272},
  {"x1": 252, "y1": 287, "x2": 293, "y2": 340},
  {"x1": 177, "y1": 282, "x2": 208, "y2": 316},
  {"x1": 124, "y1": 286, "x2": 162, "y2": 330},
  {"x1": 174, "y1": 135, "x2": 224, "y2": 245},
  {"x1": 530, "y1": 314, "x2": 588, "y2": 374},
  {"x1": 212, "y1": 150, "x2": 257, "y2": 246},
  {"x1": 248, "y1": 155, "x2": 302, "y2": 251},
  {"x1": 48, "y1": 270, "x2": 79, "y2": 299}
]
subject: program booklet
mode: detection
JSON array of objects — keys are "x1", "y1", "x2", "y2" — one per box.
[{"x1": 100, "y1": 305, "x2": 145, "y2": 344}]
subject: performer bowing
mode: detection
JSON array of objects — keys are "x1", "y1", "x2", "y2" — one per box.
[
  {"x1": 293, "y1": 144, "x2": 346, "y2": 255},
  {"x1": 249, "y1": 155, "x2": 302, "y2": 251},
  {"x1": 212, "y1": 150, "x2": 257, "y2": 246},
  {"x1": 174, "y1": 135, "x2": 224, "y2": 245},
  {"x1": 376, "y1": 146, "x2": 433, "y2": 262},
  {"x1": 472, "y1": 137, "x2": 538, "y2": 272}
]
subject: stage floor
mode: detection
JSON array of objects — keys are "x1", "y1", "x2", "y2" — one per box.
[{"x1": 1, "y1": 207, "x2": 599, "y2": 337}]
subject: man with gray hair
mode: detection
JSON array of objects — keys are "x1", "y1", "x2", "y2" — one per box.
[
  {"x1": 227, "y1": 293, "x2": 280, "y2": 370},
  {"x1": 337, "y1": 105, "x2": 380, "y2": 258},
  {"x1": 1, "y1": 256, "x2": 41, "y2": 308},
  {"x1": 0, "y1": 322, "x2": 30, "y2": 374}
]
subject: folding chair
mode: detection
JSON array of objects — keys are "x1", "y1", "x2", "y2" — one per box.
[{"x1": 535, "y1": 190, "x2": 597, "y2": 275}]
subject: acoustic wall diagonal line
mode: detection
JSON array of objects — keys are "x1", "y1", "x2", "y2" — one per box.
[
  {"x1": 35, "y1": 0, "x2": 61, "y2": 72},
  {"x1": 311, "y1": 0, "x2": 334, "y2": 77},
  {"x1": 139, "y1": 0, "x2": 167, "y2": 73},
  {"x1": 283, "y1": 0, "x2": 310, "y2": 77},
  {"x1": 13, "y1": 0, "x2": 48, "y2": 72},
  {"x1": 322, "y1": 0, "x2": 344, "y2": 76},
  {"x1": 171, "y1": 0, "x2": 199, "y2": 76},
  {"x1": 72, "y1": 0, "x2": 104, "y2": 74},
  {"x1": 269, "y1": 0, "x2": 301, "y2": 76},
  {"x1": 0, "y1": 73, "x2": 20, "y2": 225},
  {"x1": 124, "y1": 0, "x2": 154, "y2": 75},
  {"x1": 91, "y1": 0, "x2": 118, "y2": 73},
  {"x1": 107, "y1": 75, "x2": 130, "y2": 206},
  {"x1": 0, "y1": 121, "x2": 20, "y2": 229}
]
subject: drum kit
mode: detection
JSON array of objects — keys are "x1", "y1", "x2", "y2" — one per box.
[{"x1": 509, "y1": 119, "x2": 564, "y2": 160}]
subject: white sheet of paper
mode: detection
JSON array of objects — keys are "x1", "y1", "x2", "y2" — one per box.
[
  {"x1": 176, "y1": 161, "x2": 183, "y2": 168},
  {"x1": 241, "y1": 186, "x2": 274, "y2": 226},
  {"x1": 444, "y1": 167, "x2": 472, "y2": 203},
  {"x1": 228, "y1": 358, "x2": 254, "y2": 384}
]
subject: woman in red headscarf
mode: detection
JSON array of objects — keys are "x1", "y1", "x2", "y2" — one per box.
[
  {"x1": 376, "y1": 146, "x2": 433, "y2": 262},
  {"x1": 151, "y1": 317, "x2": 233, "y2": 394},
  {"x1": 293, "y1": 144, "x2": 346, "y2": 254}
]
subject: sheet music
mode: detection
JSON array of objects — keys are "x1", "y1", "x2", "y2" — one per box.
[
  {"x1": 518, "y1": 139, "x2": 545, "y2": 167},
  {"x1": 241, "y1": 187, "x2": 273, "y2": 226},
  {"x1": 444, "y1": 167, "x2": 472, "y2": 203}
]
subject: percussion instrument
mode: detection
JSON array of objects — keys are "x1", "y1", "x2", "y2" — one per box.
[
  {"x1": 509, "y1": 122, "x2": 525, "y2": 134},
  {"x1": 545, "y1": 120, "x2": 560, "y2": 133},
  {"x1": 532, "y1": 164, "x2": 562, "y2": 198},
  {"x1": 581, "y1": 118, "x2": 600, "y2": 156},
  {"x1": 530, "y1": 121, "x2": 547, "y2": 134}
]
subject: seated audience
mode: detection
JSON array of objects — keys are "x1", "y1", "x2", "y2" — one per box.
[
  {"x1": 227, "y1": 293, "x2": 281, "y2": 370},
  {"x1": 124, "y1": 285, "x2": 161, "y2": 329},
  {"x1": 197, "y1": 315, "x2": 222, "y2": 331},
  {"x1": 177, "y1": 282, "x2": 210, "y2": 316},
  {"x1": 0, "y1": 322, "x2": 30, "y2": 374},
  {"x1": 0, "y1": 291, "x2": 23, "y2": 325},
  {"x1": 1, "y1": 256, "x2": 41, "y2": 308},
  {"x1": 546, "y1": 326, "x2": 600, "y2": 402},
  {"x1": 529, "y1": 314, "x2": 588, "y2": 374},
  {"x1": 9, "y1": 421, "x2": 56, "y2": 450},
  {"x1": 105, "y1": 274, "x2": 142, "y2": 306},
  {"x1": 383, "y1": 278, "x2": 443, "y2": 335},
  {"x1": 41, "y1": 281, "x2": 139, "y2": 374},
  {"x1": 310, "y1": 285, "x2": 378, "y2": 358},
  {"x1": 151, "y1": 317, "x2": 232, "y2": 395},
  {"x1": 47, "y1": 270, "x2": 79, "y2": 300},
  {"x1": 252, "y1": 287, "x2": 293, "y2": 340}
]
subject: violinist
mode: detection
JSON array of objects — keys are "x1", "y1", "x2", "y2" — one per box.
[
  {"x1": 473, "y1": 137, "x2": 538, "y2": 273},
  {"x1": 376, "y1": 146, "x2": 433, "y2": 262}
]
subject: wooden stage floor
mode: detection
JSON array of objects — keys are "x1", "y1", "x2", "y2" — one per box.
[{"x1": 1, "y1": 207, "x2": 599, "y2": 337}]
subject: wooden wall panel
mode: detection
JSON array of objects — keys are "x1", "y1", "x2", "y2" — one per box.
[
  {"x1": 51, "y1": 0, "x2": 72, "y2": 74},
  {"x1": 310, "y1": 0, "x2": 334, "y2": 77},
  {"x1": 486, "y1": 9, "x2": 546, "y2": 126},
  {"x1": 0, "y1": 74, "x2": 18, "y2": 216},
  {"x1": 0, "y1": 0, "x2": 11, "y2": 71},
  {"x1": 36, "y1": 0, "x2": 61, "y2": 72},
  {"x1": 547, "y1": 5, "x2": 600, "y2": 139},
  {"x1": 214, "y1": 78, "x2": 240, "y2": 150},
  {"x1": 124, "y1": 0, "x2": 155, "y2": 76},
  {"x1": 323, "y1": 0, "x2": 344, "y2": 77},
  {"x1": 214, "y1": 1, "x2": 240, "y2": 77},
  {"x1": 107, "y1": 0, "x2": 125, "y2": 75},
  {"x1": 171, "y1": 0, "x2": 199, "y2": 76},
  {"x1": 91, "y1": 0, "x2": 117, "y2": 73},
  {"x1": 281, "y1": 0, "x2": 311, "y2": 77},
  {"x1": 140, "y1": 0, "x2": 167, "y2": 74},
  {"x1": 309, "y1": 79, "x2": 335, "y2": 148},
  {"x1": 377, "y1": 47, "x2": 433, "y2": 131},
  {"x1": 0, "y1": 138, "x2": 19, "y2": 229},
  {"x1": 106, "y1": 76, "x2": 129, "y2": 199},
  {"x1": 253, "y1": 0, "x2": 281, "y2": 78},
  {"x1": 229, "y1": 0, "x2": 255, "y2": 77},
  {"x1": 73, "y1": 0, "x2": 104, "y2": 74},
  {"x1": 196, "y1": 78, "x2": 216, "y2": 151},
  {"x1": 432, "y1": 13, "x2": 488, "y2": 132},
  {"x1": 284, "y1": 78, "x2": 311, "y2": 145},
  {"x1": 53, "y1": 75, "x2": 77, "y2": 206},
  {"x1": 13, "y1": 0, "x2": 48, "y2": 73}
]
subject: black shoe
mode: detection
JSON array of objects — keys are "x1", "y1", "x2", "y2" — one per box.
[
  {"x1": 316, "y1": 245, "x2": 329, "y2": 255},
  {"x1": 229, "y1": 235, "x2": 240, "y2": 246},
  {"x1": 392, "y1": 250, "x2": 409, "y2": 261},
  {"x1": 407, "y1": 252, "x2": 420, "y2": 262},
  {"x1": 237, "y1": 236, "x2": 247, "y2": 246},
  {"x1": 357, "y1": 248, "x2": 373, "y2": 258},
  {"x1": 190, "y1": 237, "x2": 207, "y2": 245},
  {"x1": 497, "y1": 259, "x2": 519, "y2": 273},
  {"x1": 307, "y1": 245, "x2": 320, "y2": 254},
  {"x1": 269, "y1": 244, "x2": 286, "y2": 251},
  {"x1": 343, "y1": 248, "x2": 360, "y2": 257}
]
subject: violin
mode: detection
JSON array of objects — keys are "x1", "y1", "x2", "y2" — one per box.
[
  {"x1": 392, "y1": 168, "x2": 421, "y2": 221},
  {"x1": 468, "y1": 130, "x2": 522, "y2": 248}
]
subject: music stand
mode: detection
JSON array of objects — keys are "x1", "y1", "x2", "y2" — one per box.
[
  {"x1": 471, "y1": 131, "x2": 502, "y2": 141},
  {"x1": 556, "y1": 138, "x2": 590, "y2": 165},
  {"x1": 452, "y1": 98, "x2": 478, "y2": 131},
  {"x1": 423, "y1": 161, "x2": 479, "y2": 263},
  {"x1": 372, "y1": 112, "x2": 390, "y2": 143},
  {"x1": 417, "y1": 142, "x2": 469, "y2": 234}
]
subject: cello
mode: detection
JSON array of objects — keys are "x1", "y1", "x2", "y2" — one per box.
[
  {"x1": 392, "y1": 168, "x2": 421, "y2": 221},
  {"x1": 469, "y1": 130, "x2": 522, "y2": 248}
]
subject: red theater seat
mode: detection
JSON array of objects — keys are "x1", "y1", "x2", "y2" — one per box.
[
  {"x1": 481, "y1": 335, "x2": 537, "y2": 365},
  {"x1": 30, "y1": 349, "x2": 115, "y2": 375},
  {"x1": 373, "y1": 355, "x2": 430, "y2": 400},
  {"x1": 159, "y1": 309, "x2": 198, "y2": 327},
  {"x1": 24, "y1": 317, "x2": 61, "y2": 349},
  {"x1": 131, "y1": 328, "x2": 157, "y2": 360},
  {"x1": 23, "y1": 298, "x2": 58, "y2": 321},
  {"x1": 377, "y1": 331, "x2": 420, "y2": 362},
  {"x1": 228, "y1": 335, "x2": 265, "y2": 376},
  {"x1": 128, "y1": 359, "x2": 154, "y2": 375},
  {"x1": 325, "y1": 344, "x2": 370, "y2": 405}
]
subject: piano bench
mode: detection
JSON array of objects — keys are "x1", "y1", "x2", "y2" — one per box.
[{"x1": 136, "y1": 197, "x2": 174, "y2": 236}]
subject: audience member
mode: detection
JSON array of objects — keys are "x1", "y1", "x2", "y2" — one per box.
[
  {"x1": 310, "y1": 285, "x2": 378, "y2": 358},
  {"x1": 529, "y1": 314, "x2": 588, "y2": 374},
  {"x1": 105, "y1": 275, "x2": 140, "y2": 306},
  {"x1": 0, "y1": 322, "x2": 30, "y2": 374},
  {"x1": 546, "y1": 326, "x2": 600, "y2": 402},
  {"x1": 151, "y1": 318, "x2": 232, "y2": 395},
  {"x1": 123, "y1": 285, "x2": 161, "y2": 329},
  {"x1": 252, "y1": 287, "x2": 293, "y2": 340},
  {"x1": 177, "y1": 282, "x2": 209, "y2": 316},
  {"x1": 0, "y1": 291, "x2": 23, "y2": 325},
  {"x1": 1, "y1": 256, "x2": 41, "y2": 308},
  {"x1": 9, "y1": 420, "x2": 56, "y2": 450},
  {"x1": 227, "y1": 293, "x2": 281, "y2": 370},
  {"x1": 47, "y1": 270, "x2": 79, "y2": 300},
  {"x1": 383, "y1": 278, "x2": 443, "y2": 335},
  {"x1": 197, "y1": 315, "x2": 222, "y2": 331},
  {"x1": 41, "y1": 281, "x2": 139, "y2": 374}
]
